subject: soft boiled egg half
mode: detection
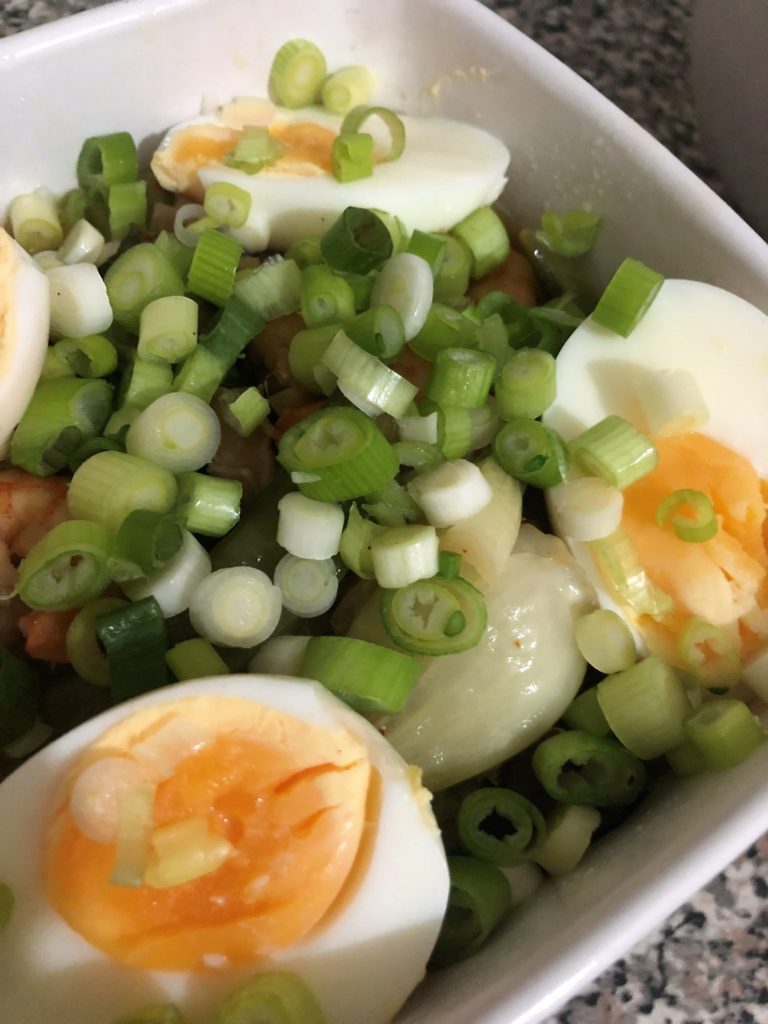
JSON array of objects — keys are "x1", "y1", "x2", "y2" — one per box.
[
  {"x1": 0, "y1": 228, "x2": 50, "y2": 457},
  {"x1": 150, "y1": 97, "x2": 510, "y2": 251},
  {"x1": 544, "y1": 279, "x2": 768, "y2": 685},
  {"x1": 0, "y1": 675, "x2": 449, "y2": 1024}
]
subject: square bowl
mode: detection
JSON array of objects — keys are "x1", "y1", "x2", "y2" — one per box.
[{"x1": 1, "y1": 2, "x2": 768, "y2": 1023}]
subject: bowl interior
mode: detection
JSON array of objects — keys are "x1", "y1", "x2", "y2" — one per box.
[{"x1": 2, "y1": 2, "x2": 768, "y2": 1022}]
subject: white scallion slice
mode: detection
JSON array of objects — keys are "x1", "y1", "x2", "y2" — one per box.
[
  {"x1": 123, "y1": 530, "x2": 211, "y2": 617},
  {"x1": 189, "y1": 566, "x2": 282, "y2": 648},
  {"x1": 47, "y1": 263, "x2": 113, "y2": 337},
  {"x1": 144, "y1": 817, "x2": 234, "y2": 889},
  {"x1": 110, "y1": 782, "x2": 157, "y2": 887},
  {"x1": 574, "y1": 608, "x2": 637, "y2": 674},
  {"x1": 125, "y1": 392, "x2": 221, "y2": 473},
  {"x1": 370, "y1": 524, "x2": 439, "y2": 589},
  {"x1": 370, "y1": 252, "x2": 433, "y2": 341},
  {"x1": 407, "y1": 458, "x2": 493, "y2": 528},
  {"x1": 58, "y1": 218, "x2": 105, "y2": 265},
  {"x1": 533, "y1": 804, "x2": 601, "y2": 877},
  {"x1": 549, "y1": 476, "x2": 624, "y2": 542},
  {"x1": 397, "y1": 411, "x2": 439, "y2": 445},
  {"x1": 277, "y1": 491, "x2": 344, "y2": 560},
  {"x1": 249, "y1": 634, "x2": 311, "y2": 676},
  {"x1": 321, "y1": 329, "x2": 417, "y2": 419},
  {"x1": 274, "y1": 554, "x2": 339, "y2": 617}
]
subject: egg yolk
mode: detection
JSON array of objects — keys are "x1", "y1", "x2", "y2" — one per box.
[
  {"x1": 43, "y1": 700, "x2": 371, "y2": 971},
  {"x1": 617, "y1": 432, "x2": 768, "y2": 673}
]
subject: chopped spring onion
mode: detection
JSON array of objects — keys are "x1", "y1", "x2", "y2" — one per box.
[
  {"x1": 0, "y1": 883, "x2": 14, "y2": 930},
  {"x1": 173, "y1": 203, "x2": 207, "y2": 247},
  {"x1": 109, "y1": 782, "x2": 157, "y2": 886},
  {"x1": 172, "y1": 346, "x2": 224, "y2": 403},
  {"x1": 189, "y1": 566, "x2": 282, "y2": 648},
  {"x1": 40, "y1": 345, "x2": 73, "y2": 381},
  {"x1": 124, "y1": 530, "x2": 211, "y2": 617},
  {"x1": 656, "y1": 488, "x2": 718, "y2": 543},
  {"x1": 10, "y1": 189, "x2": 64, "y2": 254},
  {"x1": 362, "y1": 478, "x2": 422, "y2": 527},
  {"x1": 285, "y1": 236, "x2": 323, "y2": 268},
  {"x1": 166, "y1": 638, "x2": 229, "y2": 682},
  {"x1": 175, "y1": 472, "x2": 242, "y2": 537},
  {"x1": 533, "y1": 804, "x2": 601, "y2": 877},
  {"x1": 370, "y1": 524, "x2": 439, "y2": 589},
  {"x1": 249, "y1": 635, "x2": 311, "y2": 677},
  {"x1": 561, "y1": 687, "x2": 612, "y2": 738},
  {"x1": 666, "y1": 739, "x2": 709, "y2": 778},
  {"x1": 532, "y1": 730, "x2": 647, "y2": 807},
  {"x1": 155, "y1": 229, "x2": 194, "y2": 278},
  {"x1": 17, "y1": 519, "x2": 111, "y2": 611},
  {"x1": 431, "y1": 855, "x2": 511, "y2": 966},
  {"x1": 200, "y1": 294, "x2": 264, "y2": 373},
  {"x1": 338, "y1": 503, "x2": 385, "y2": 579},
  {"x1": 106, "y1": 180, "x2": 147, "y2": 240},
  {"x1": 344, "y1": 305, "x2": 405, "y2": 362},
  {"x1": 138, "y1": 295, "x2": 199, "y2": 364},
  {"x1": 493, "y1": 418, "x2": 569, "y2": 488},
  {"x1": 451, "y1": 205, "x2": 510, "y2": 280},
  {"x1": 683, "y1": 699, "x2": 766, "y2": 771},
  {"x1": 144, "y1": 816, "x2": 234, "y2": 890},
  {"x1": 370, "y1": 252, "x2": 433, "y2": 341},
  {"x1": 570, "y1": 415, "x2": 658, "y2": 490},
  {"x1": 58, "y1": 218, "x2": 105, "y2": 265},
  {"x1": 394, "y1": 440, "x2": 444, "y2": 472},
  {"x1": 476, "y1": 290, "x2": 538, "y2": 348},
  {"x1": 299, "y1": 635, "x2": 420, "y2": 714},
  {"x1": 111, "y1": 509, "x2": 183, "y2": 580},
  {"x1": 409, "y1": 303, "x2": 476, "y2": 362},
  {"x1": 34, "y1": 250, "x2": 64, "y2": 273},
  {"x1": 300, "y1": 264, "x2": 356, "y2": 327},
  {"x1": 76, "y1": 132, "x2": 138, "y2": 189},
  {"x1": 269, "y1": 39, "x2": 327, "y2": 108},
  {"x1": 235, "y1": 258, "x2": 302, "y2": 321},
  {"x1": 96, "y1": 596, "x2": 168, "y2": 704},
  {"x1": 321, "y1": 328, "x2": 417, "y2": 418},
  {"x1": 468, "y1": 400, "x2": 501, "y2": 450},
  {"x1": 573, "y1": 608, "x2": 637, "y2": 674},
  {"x1": 407, "y1": 458, "x2": 493, "y2": 528},
  {"x1": 213, "y1": 971, "x2": 327, "y2": 1024},
  {"x1": 321, "y1": 207, "x2": 392, "y2": 274},
  {"x1": 277, "y1": 491, "x2": 344, "y2": 560},
  {"x1": 678, "y1": 616, "x2": 741, "y2": 690},
  {"x1": 104, "y1": 243, "x2": 185, "y2": 334},
  {"x1": 0, "y1": 649, "x2": 41, "y2": 746},
  {"x1": 119, "y1": 354, "x2": 174, "y2": 410},
  {"x1": 68, "y1": 756, "x2": 150, "y2": 843},
  {"x1": 224, "y1": 126, "x2": 286, "y2": 173},
  {"x1": 219, "y1": 386, "x2": 269, "y2": 436},
  {"x1": 433, "y1": 234, "x2": 473, "y2": 301},
  {"x1": 104, "y1": 404, "x2": 140, "y2": 442},
  {"x1": 635, "y1": 367, "x2": 709, "y2": 437},
  {"x1": 68, "y1": 450, "x2": 178, "y2": 530},
  {"x1": 370, "y1": 208, "x2": 407, "y2": 254},
  {"x1": 431, "y1": 404, "x2": 472, "y2": 460},
  {"x1": 125, "y1": 392, "x2": 221, "y2": 473},
  {"x1": 277, "y1": 406, "x2": 398, "y2": 501},
  {"x1": 457, "y1": 787, "x2": 546, "y2": 865},
  {"x1": 274, "y1": 554, "x2": 339, "y2": 617},
  {"x1": 398, "y1": 410, "x2": 439, "y2": 445},
  {"x1": 203, "y1": 181, "x2": 252, "y2": 228},
  {"x1": 59, "y1": 187, "x2": 88, "y2": 235},
  {"x1": 589, "y1": 527, "x2": 674, "y2": 617},
  {"x1": 597, "y1": 656, "x2": 690, "y2": 759},
  {"x1": 549, "y1": 475, "x2": 624, "y2": 543},
  {"x1": 47, "y1": 263, "x2": 113, "y2": 337},
  {"x1": 495, "y1": 348, "x2": 556, "y2": 419},
  {"x1": 536, "y1": 209, "x2": 602, "y2": 258},
  {"x1": 406, "y1": 230, "x2": 447, "y2": 277},
  {"x1": 331, "y1": 132, "x2": 374, "y2": 183},
  {"x1": 591, "y1": 258, "x2": 664, "y2": 337},
  {"x1": 341, "y1": 105, "x2": 406, "y2": 162},
  {"x1": 66, "y1": 597, "x2": 127, "y2": 686},
  {"x1": 322, "y1": 64, "x2": 375, "y2": 115},
  {"x1": 426, "y1": 348, "x2": 495, "y2": 409},
  {"x1": 10, "y1": 376, "x2": 113, "y2": 475},
  {"x1": 53, "y1": 334, "x2": 117, "y2": 378},
  {"x1": 68, "y1": 435, "x2": 123, "y2": 471},
  {"x1": 187, "y1": 228, "x2": 243, "y2": 307},
  {"x1": 380, "y1": 572, "x2": 487, "y2": 655},
  {"x1": 288, "y1": 323, "x2": 339, "y2": 394}
]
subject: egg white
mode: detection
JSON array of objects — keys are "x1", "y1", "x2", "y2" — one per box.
[
  {"x1": 543, "y1": 279, "x2": 768, "y2": 647},
  {"x1": 152, "y1": 106, "x2": 510, "y2": 251},
  {"x1": 0, "y1": 228, "x2": 50, "y2": 457},
  {"x1": 0, "y1": 675, "x2": 449, "y2": 1024}
]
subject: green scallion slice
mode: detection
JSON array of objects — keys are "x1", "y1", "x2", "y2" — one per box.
[
  {"x1": 331, "y1": 132, "x2": 374, "y2": 182},
  {"x1": 200, "y1": 294, "x2": 264, "y2": 373},
  {"x1": 321, "y1": 65, "x2": 375, "y2": 115},
  {"x1": 300, "y1": 264, "x2": 356, "y2": 327},
  {"x1": 533, "y1": 804, "x2": 601, "y2": 877},
  {"x1": 321, "y1": 207, "x2": 392, "y2": 274},
  {"x1": 343, "y1": 305, "x2": 405, "y2": 362},
  {"x1": 17, "y1": 519, "x2": 112, "y2": 611},
  {"x1": 457, "y1": 788, "x2": 546, "y2": 865},
  {"x1": 68, "y1": 450, "x2": 178, "y2": 530},
  {"x1": 430, "y1": 855, "x2": 511, "y2": 966},
  {"x1": 53, "y1": 334, "x2": 118, "y2": 379},
  {"x1": 234, "y1": 258, "x2": 302, "y2": 321},
  {"x1": 269, "y1": 39, "x2": 327, "y2": 108},
  {"x1": 224, "y1": 126, "x2": 286, "y2": 173},
  {"x1": 426, "y1": 347, "x2": 496, "y2": 409},
  {"x1": 495, "y1": 347, "x2": 556, "y2": 419},
  {"x1": 433, "y1": 234, "x2": 473, "y2": 301},
  {"x1": 138, "y1": 295, "x2": 199, "y2": 364},
  {"x1": 96, "y1": 597, "x2": 168, "y2": 704},
  {"x1": 678, "y1": 616, "x2": 741, "y2": 690},
  {"x1": 597, "y1": 656, "x2": 690, "y2": 759},
  {"x1": 175, "y1": 472, "x2": 243, "y2": 538},
  {"x1": 493, "y1": 417, "x2": 569, "y2": 488},
  {"x1": 409, "y1": 304, "x2": 477, "y2": 362},
  {"x1": 299, "y1": 635, "x2": 420, "y2": 715},
  {"x1": 0, "y1": 649, "x2": 41, "y2": 746},
  {"x1": 219, "y1": 386, "x2": 269, "y2": 436},
  {"x1": 561, "y1": 687, "x2": 612, "y2": 738},
  {"x1": 591, "y1": 258, "x2": 664, "y2": 337},
  {"x1": 76, "y1": 132, "x2": 138, "y2": 190},
  {"x1": 212, "y1": 971, "x2": 326, "y2": 1024},
  {"x1": 166, "y1": 638, "x2": 229, "y2": 682},
  {"x1": 532, "y1": 730, "x2": 647, "y2": 807},
  {"x1": 341, "y1": 105, "x2": 406, "y2": 162},
  {"x1": 451, "y1": 205, "x2": 510, "y2": 280},
  {"x1": 570, "y1": 414, "x2": 658, "y2": 490},
  {"x1": 338, "y1": 502, "x2": 385, "y2": 579},
  {"x1": 656, "y1": 488, "x2": 718, "y2": 543},
  {"x1": 203, "y1": 181, "x2": 252, "y2": 228},
  {"x1": 65, "y1": 597, "x2": 128, "y2": 685},
  {"x1": 380, "y1": 575, "x2": 486, "y2": 655},
  {"x1": 112, "y1": 509, "x2": 183, "y2": 579},
  {"x1": 683, "y1": 699, "x2": 765, "y2": 771},
  {"x1": 105, "y1": 243, "x2": 185, "y2": 334},
  {"x1": 187, "y1": 228, "x2": 243, "y2": 308},
  {"x1": 107, "y1": 180, "x2": 147, "y2": 240},
  {"x1": 536, "y1": 209, "x2": 602, "y2": 258}
]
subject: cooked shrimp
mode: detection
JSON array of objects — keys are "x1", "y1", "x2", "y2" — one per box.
[{"x1": 0, "y1": 469, "x2": 69, "y2": 557}]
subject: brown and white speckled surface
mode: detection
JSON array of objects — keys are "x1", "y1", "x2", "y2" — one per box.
[{"x1": 1, "y1": 1, "x2": 767, "y2": 1022}]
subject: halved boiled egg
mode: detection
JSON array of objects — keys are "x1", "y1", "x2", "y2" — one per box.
[
  {"x1": 0, "y1": 228, "x2": 50, "y2": 457},
  {"x1": 544, "y1": 279, "x2": 768, "y2": 682},
  {"x1": 151, "y1": 98, "x2": 509, "y2": 250},
  {"x1": 0, "y1": 675, "x2": 449, "y2": 1024}
]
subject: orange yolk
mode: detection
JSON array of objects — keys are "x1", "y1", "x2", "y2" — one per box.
[
  {"x1": 155, "y1": 121, "x2": 337, "y2": 199},
  {"x1": 44, "y1": 706, "x2": 371, "y2": 972},
  {"x1": 617, "y1": 432, "x2": 768, "y2": 671}
]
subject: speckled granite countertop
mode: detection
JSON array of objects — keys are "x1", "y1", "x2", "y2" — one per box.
[{"x1": 1, "y1": 1, "x2": 767, "y2": 1022}]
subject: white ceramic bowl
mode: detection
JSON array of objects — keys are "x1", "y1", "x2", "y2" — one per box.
[{"x1": 1, "y1": 2, "x2": 768, "y2": 1022}]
